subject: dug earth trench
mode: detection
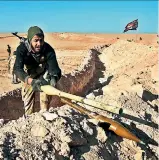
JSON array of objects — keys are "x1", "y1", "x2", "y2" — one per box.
[{"x1": 0, "y1": 40, "x2": 158, "y2": 160}]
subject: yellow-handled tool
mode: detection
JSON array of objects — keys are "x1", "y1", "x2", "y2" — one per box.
[{"x1": 41, "y1": 85, "x2": 123, "y2": 115}]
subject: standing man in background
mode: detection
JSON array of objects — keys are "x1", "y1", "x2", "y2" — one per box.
[
  {"x1": 7, "y1": 44, "x2": 11, "y2": 59},
  {"x1": 8, "y1": 51, "x2": 19, "y2": 84},
  {"x1": 13, "y1": 26, "x2": 61, "y2": 117}
]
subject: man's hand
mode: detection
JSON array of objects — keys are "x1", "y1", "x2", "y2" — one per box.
[
  {"x1": 27, "y1": 77, "x2": 33, "y2": 85},
  {"x1": 50, "y1": 77, "x2": 57, "y2": 87},
  {"x1": 31, "y1": 78, "x2": 49, "y2": 92},
  {"x1": 31, "y1": 79, "x2": 43, "y2": 92},
  {"x1": 43, "y1": 71, "x2": 59, "y2": 87}
]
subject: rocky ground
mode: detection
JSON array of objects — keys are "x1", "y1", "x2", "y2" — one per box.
[{"x1": 0, "y1": 34, "x2": 158, "y2": 160}]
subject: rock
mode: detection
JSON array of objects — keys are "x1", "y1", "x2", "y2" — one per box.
[
  {"x1": 54, "y1": 117, "x2": 67, "y2": 126},
  {"x1": 41, "y1": 143, "x2": 48, "y2": 151},
  {"x1": 82, "y1": 145, "x2": 106, "y2": 160},
  {"x1": 31, "y1": 125, "x2": 49, "y2": 137},
  {"x1": 151, "y1": 99, "x2": 159, "y2": 107},
  {"x1": 96, "y1": 126, "x2": 108, "y2": 143},
  {"x1": 99, "y1": 78, "x2": 108, "y2": 85},
  {"x1": 48, "y1": 107, "x2": 54, "y2": 113},
  {"x1": 0, "y1": 140, "x2": 3, "y2": 145},
  {"x1": 53, "y1": 140, "x2": 61, "y2": 151},
  {"x1": 11, "y1": 127, "x2": 19, "y2": 134},
  {"x1": 86, "y1": 93, "x2": 95, "y2": 99},
  {"x1": 59, "y1": 142, "x2": 70, "y2": 157},
  {"x1": 0, "y1": 152, "x2": 3, "y2": 159},
  {"x1": 17, "y1": 141, "x2": 23, "y2": 148},
  {"x1": 88, "y1": 119, "x2": 99, "y2": 125},
  {"x1": 130, "y1": 84, "x2": 144, "y2": 98},
  {"x1": 42, "y1": 112, "x2": 58, "y2": 121},
  {"x1": 134, "y1": 150, "x2": 144, "y2": 160},
  {"x1": 0, "y1": 119, "x2": 4, "y2": 127},
  {"x1": 80, "y1": 119, "x2": 94, "y2": 135},
  {"x1": 59, "y1": 130, "x2": 72, "y2": 143},
  {"x1": 70, "y1": 155, "x2": 74, "y2": 160}
]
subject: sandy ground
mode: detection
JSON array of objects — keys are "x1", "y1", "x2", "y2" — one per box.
[
  {"x1": 0, "y1": 33, "x2": 158, "y2": 159},
  {"x1": 0, "y1": 33, "x2": 158, "y2": 93}
]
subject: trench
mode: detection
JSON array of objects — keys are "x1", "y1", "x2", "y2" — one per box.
[{"x1": 0, "y1": 49, "x2": 106, "y2": 120}]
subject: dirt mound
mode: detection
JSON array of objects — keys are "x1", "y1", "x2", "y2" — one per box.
[
  {"x1": 0, "y1": 106, "x2": 113, "y2": 160},
  {"x1": 0, "y1": 94, "x2": 158, "y2": 160},
  {"x1": 100, "y1": 40, "x2": 158, "y2": 95}
]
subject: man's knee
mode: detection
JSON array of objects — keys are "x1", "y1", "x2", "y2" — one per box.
[{"x1": 22, "y1": 83, "x2": 35, "y2": 112}]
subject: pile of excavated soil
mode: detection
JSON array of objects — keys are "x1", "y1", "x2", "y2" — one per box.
[
  {"x1": 0, "y1": 94, "x2": 158, "y2": 160},
  {"x1": 0, "y1": 40, "x2": 158, "y2": 160},
  {"x1": 0, "y1": 106, "x2": 113, "y2": 160},
  {"x1": 100, "y1": 40, "x2": 158, "y2": 95}
]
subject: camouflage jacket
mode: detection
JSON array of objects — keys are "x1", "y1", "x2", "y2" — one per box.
[{"x1": 13, "y1": 42, "x2": 61, "y2": 83}]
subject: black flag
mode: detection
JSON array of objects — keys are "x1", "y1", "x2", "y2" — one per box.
[{"x1": 123, "y1": 19, "x2": 138, "y2": 33}]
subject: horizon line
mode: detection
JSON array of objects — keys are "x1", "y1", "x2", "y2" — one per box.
[{"x1": 0, "y1": 32, "x2": 157, "y2": 34}]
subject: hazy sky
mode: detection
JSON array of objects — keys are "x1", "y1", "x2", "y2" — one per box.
[{"x1": 0, "y1": 1, "x2": 158, "y2": 33}]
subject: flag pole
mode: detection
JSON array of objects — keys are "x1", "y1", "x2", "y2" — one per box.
[
  {"x1": 135, "y1": 29, "x2": 138, "y2": 43},
  {"x1": 135, "y1": 19, "x2": 138, "y2": 42},
  {"x1": 135, "y1": 32, "x2": 137, "y2": 42}
]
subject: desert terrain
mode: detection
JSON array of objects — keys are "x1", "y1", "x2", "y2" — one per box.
[{"x1": 0, "y1": 33, "x2": 158, "y2": 159}]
